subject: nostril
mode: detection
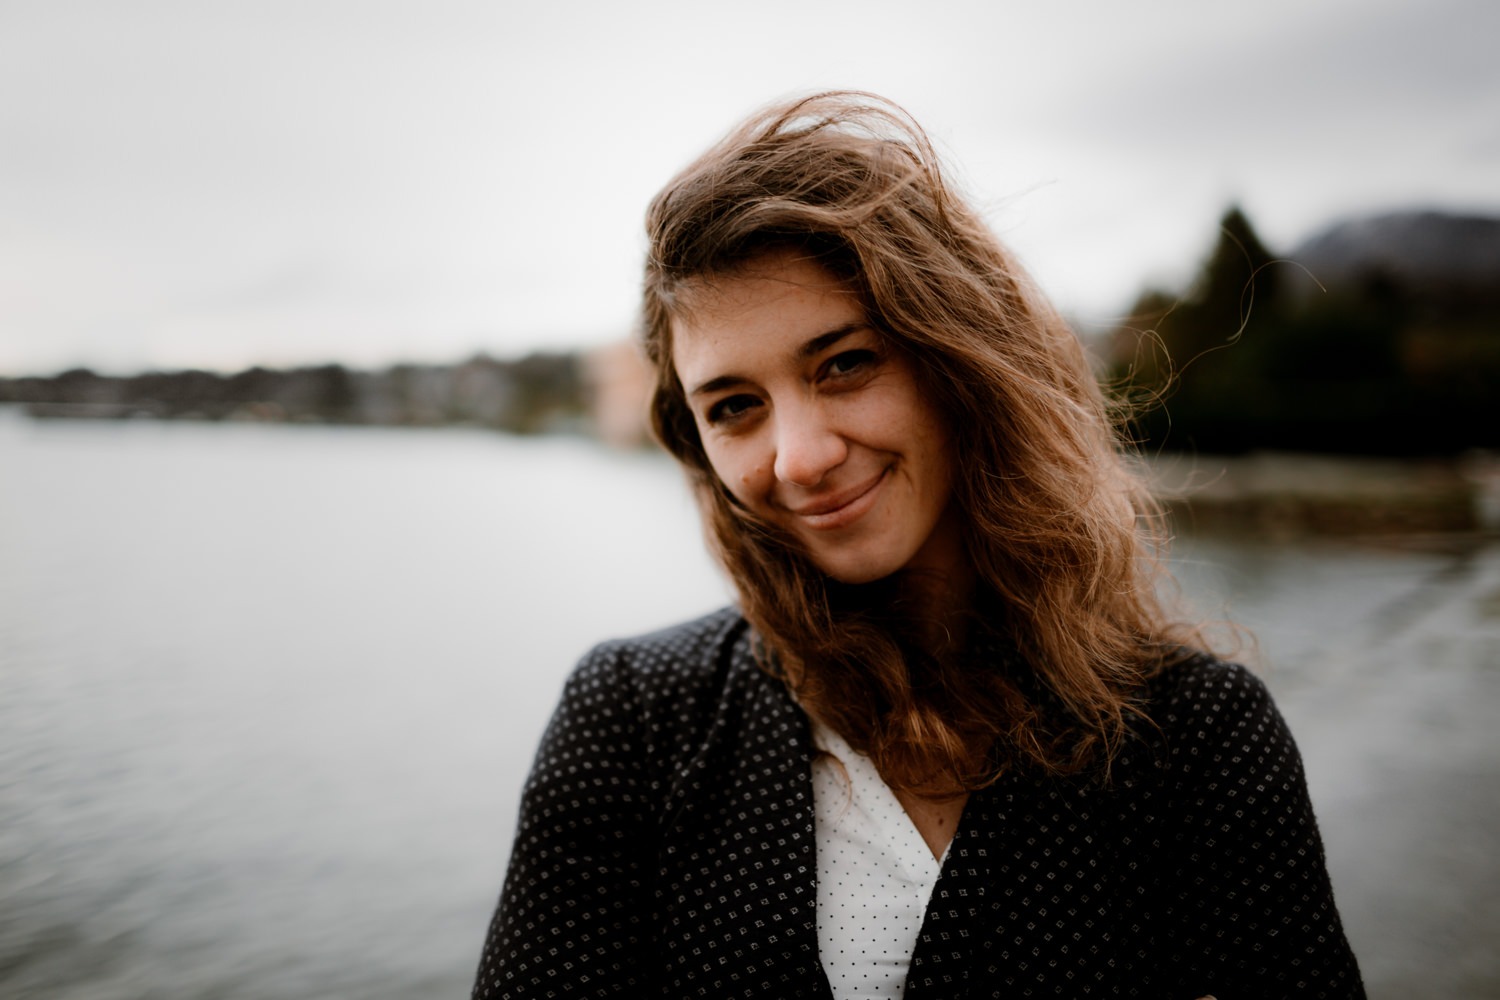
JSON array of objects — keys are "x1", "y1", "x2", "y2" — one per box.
[{"x1": 782, "y1": 470, "x2": 822, "y2": 488}]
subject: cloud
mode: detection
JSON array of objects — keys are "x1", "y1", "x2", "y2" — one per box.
[{"x1": 3, "y1": 0, "x2": 1496, "y2": 373}]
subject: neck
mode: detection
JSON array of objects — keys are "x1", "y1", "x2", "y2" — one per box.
[
  {"x1": 896, "y1": 561, "x2": 977, "y2": 654},
  {"x1": 894, "y1": 505, "x2": 977, "y2": 653}
]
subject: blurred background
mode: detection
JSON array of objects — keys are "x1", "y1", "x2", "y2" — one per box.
[{"x1": 2, "y1": 1, "x2": 1497, "y2": 997}]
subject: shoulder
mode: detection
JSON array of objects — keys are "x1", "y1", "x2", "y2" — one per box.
[
  {"x1": 1146, "y1": 651, "x2": 1278, "y2": 735},
  {"x1": 1127, "y1": 657, "x2": 1364, "y2": 992},
  {"x1": 1138, "y1": 650, "x2": 1308, "y2": 801},
  {"x1": 586, "y1": 605, "x2": 751, "y2": 672},
  {"x1": 571, "y1": 605, "x2": 755, "y2": 704},
  {"x1": 548, "y1": 606, "x2": 772, "y2": 779}
]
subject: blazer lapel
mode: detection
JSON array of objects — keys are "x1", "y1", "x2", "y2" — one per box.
[
  {"x1": 657, "y1": 651, "x2": 832, "y2": 999},
  {"x1": 907, "y1": 770, "x2": 1133, "y2": 998},
  {"x1": 904, "y1": 786, "x2": 991, "y2": 999}
]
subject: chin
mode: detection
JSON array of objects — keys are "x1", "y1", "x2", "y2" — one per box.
[{"x1": 809, "y1": 551, "x2": 909, "y2": 586}]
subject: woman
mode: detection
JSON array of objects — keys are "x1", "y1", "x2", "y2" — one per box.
[{"x1": 473, "y1": 92, "x2": 1363, "y2": 998}]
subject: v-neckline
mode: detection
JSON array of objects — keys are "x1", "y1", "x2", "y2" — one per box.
[{"x1": 811, "y1": 722, "x2": 950, "y2": 879}]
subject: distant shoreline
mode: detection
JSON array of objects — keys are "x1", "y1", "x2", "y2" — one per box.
[
  {"x1": 1143, "y1": 450, "x2": 1500, "y2": 539},
  {"x1": 4, "y1": 406, "x2": 1495, "y2": 539}
]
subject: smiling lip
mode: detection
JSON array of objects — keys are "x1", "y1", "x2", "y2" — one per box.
[{"x1": 788, "y1": 469, "x2": 890, "y2": 531}]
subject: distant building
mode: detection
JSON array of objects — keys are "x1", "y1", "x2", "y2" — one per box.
[{"x1": 585, "y1": 340, "x2": 654, "y2": 449}]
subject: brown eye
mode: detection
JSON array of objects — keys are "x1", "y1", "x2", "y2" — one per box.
[
  {"x1": 825, "y1": 349, "x2": 877, "y2": 379},
  {"x1": 706, "y1": 394, "x2": 760, "y2": 425}
]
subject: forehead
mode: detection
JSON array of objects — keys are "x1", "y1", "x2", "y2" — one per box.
[{"x1": 670, "y1": 253, "x2": 865, "y2": 382}]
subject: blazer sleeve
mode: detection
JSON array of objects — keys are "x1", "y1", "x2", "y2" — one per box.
[
  {"x1": 1157, "y1": 659, "x2": 1364, "y2": 999},
  {"x1": 472, "y1": 642, "x2": 656, "y2": 998}
]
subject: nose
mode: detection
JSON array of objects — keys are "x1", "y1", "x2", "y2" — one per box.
[{"x1": 772, "y1": 404, "x2": 847, "y2": 488}]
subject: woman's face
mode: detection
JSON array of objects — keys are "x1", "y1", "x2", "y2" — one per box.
[{"x1": 671, "y1": 251, "x2": 963, "y2": 585}]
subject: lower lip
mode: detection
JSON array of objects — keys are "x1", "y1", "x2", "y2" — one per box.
[{"x1": 796, "y1": 470, "x2": 889, "y2": 531}]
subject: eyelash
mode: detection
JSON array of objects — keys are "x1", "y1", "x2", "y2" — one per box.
[
  {"x1": 706, "y1": 394, "x2": 759, "y2": 425},
  {"x1": 703, "y1": 348, "x2": 881, "y2": 426},
  {"x1": 824, "y1": 349, "x2": 877, "y2": 379}
]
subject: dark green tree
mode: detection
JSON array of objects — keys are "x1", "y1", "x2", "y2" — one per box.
[
  {"x1": 1114, "y1": 206, "x2": 1287, "y2": 451},
  {"x1": 1111, "y1": 205, "x2": 1500, "y2": 455}
]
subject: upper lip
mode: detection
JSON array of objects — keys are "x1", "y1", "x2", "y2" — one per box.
[{"x1": 785, "y1": 469, "x2": 887, "y2": 517}]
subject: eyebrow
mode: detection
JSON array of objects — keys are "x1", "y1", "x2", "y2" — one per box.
[{"x1": 687, "y1": 323, "x2": 868, "y2": 398}]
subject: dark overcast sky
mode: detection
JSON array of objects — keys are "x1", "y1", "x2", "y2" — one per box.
[{"x1": 2, "y1": 0, "x2": 1496, "y2": 373}]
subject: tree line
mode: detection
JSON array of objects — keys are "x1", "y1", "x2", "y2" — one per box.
[
  {"x1": 0, "y1": 353, "x2": 585, "y2": 435},
  {"x1": 5, "y1": 206, "x2": 1495, "y2": 456},
  {"x1": 1106, "y1": 208, "x2": 1500, "y2": 456}
]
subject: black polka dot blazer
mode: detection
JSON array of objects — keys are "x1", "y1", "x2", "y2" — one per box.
[{"x1": 473, "y1": 608, "x2": 1364, "y2": 998}]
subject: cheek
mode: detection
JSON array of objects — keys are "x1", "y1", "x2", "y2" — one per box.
[
  {"x1": 898, "y1": 395, "x2": 957, "y2": 495},
  {"x1": 702, "y1": 440, "x2": 770, "y2": 507},
  {"x1": 908, "y1": 390, "x2": 953, "y2": 452}
]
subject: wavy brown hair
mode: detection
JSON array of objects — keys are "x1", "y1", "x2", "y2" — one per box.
[{"x1": 641, "y1": 91, "x2": 1197, "y2": 792}]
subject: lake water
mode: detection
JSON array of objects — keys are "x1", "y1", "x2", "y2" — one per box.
[{"x1": 2, "y1": 413, "x2": 1493, "y2": 998}]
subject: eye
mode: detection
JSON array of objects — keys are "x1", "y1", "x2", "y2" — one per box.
[
  {"x1": 823, "y1": 349, "x2": 878, "y2": 380},
  {"x1": 705, "y1": 393, "x2": 761, "y2": 425}
]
